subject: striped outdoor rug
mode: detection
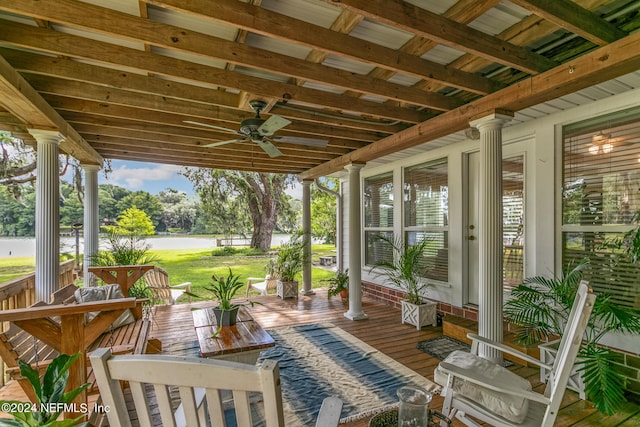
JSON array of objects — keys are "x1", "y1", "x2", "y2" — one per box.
[{"x1": 258, "y1": 323, "x2": 440, "y2": 426}]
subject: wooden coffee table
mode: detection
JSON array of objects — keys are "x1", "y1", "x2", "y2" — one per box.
[{"x1": 192, "y1": 306, "x2": 275, "y2": 364}]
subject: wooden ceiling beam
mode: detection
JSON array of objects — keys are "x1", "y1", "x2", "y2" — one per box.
[
  {"x1": 87, "y1": 139, "x2": 324, "y2": 168},
  {"x1": 356, "y1": 0, "x2": 500, "y2": 99},
  {"x1": 44, "y1": 94, "x2": 377, "y2": 146},
  {"x1": 321, "y1": 0, "x2": 557, "y2": 74},
  {"x1": 100, "y1": 151, "x2": 304, "y2": 174},
  {"x1": 423, "y1": 0, "x2": 611, "y2": 93},
  {"x1": 509, "y1": 0, "x2": 627, "y2": 45},
  {"x1": 75, "y1": 124, "x2": 351, "y2": 161},
  {"x1": 0, "y1": 54, "x2": 101, "y2": 164},
  {"x1": 0, "y1": 49, "x2": 240, "y2": 109},
  {"x1": 2, "y1": 48, "x2": 403, "y2": 133},
  {"x1": 0, "y1": 20, "x2": 428, "y2": 124},
  {"x1": 300, "y1": 30, "x2": 640, "y2": 179},
  {"x1": 0, "y1": 0, "x2": 461, "y2": 112},
  {"x1": 146, "y1": 0, "x2": 499, "y2": 95}
]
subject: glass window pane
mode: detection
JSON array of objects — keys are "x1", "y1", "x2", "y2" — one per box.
[
  {"x1": 364, "y1": 172, "x2": 394, "y2": 228},
  {"x1": 406, "y1": 231, "x2": 448, "y2": 282},
  {"x1": 404, "y1": 159, "x2": 448, "y2": 228},
  {"x1": 365, "y1": 231, "x2": 394, "y2": 266},
  {"x1": 562, "y1": 108, "x2": 640, "y2": 310},
  {"x1": 503, "y1": 155, "x2": 524, "y2": 289},
  {"x1": 563, "y1": 119, "x2": 640, "y2": 226},
  {"x1": 563, "y1": 231, "x2": 639, "y2": 309}
]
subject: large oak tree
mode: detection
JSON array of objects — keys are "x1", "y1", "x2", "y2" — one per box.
[{"x1": 182, "y1": 168, "x2": 295, "y2": 250}]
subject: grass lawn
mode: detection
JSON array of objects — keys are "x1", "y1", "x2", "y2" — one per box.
[
  {"x1": 0, "y1": 245, "x2": 338, "y2": 303},
  {"x1": 0, "y1": 256, "x2": 36, "y2": 283}
]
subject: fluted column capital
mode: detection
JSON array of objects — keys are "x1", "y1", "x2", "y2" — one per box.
[
  {"x1": 27, "y1": 129, "x2": 65, "y2": 144},
  {"x1": 81, "y1": 163, "x2": 102, "y2": 172},
  {"x1": 469, "y1": 111, "x2": 513, "y2": 132},
  {"x1": 344, "y1": 163, "x2": 366, "y2": 173}
]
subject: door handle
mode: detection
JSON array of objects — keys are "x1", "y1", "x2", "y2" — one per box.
[{"x1": 468, "y1": 236, "x2": 476, "y2": 241}]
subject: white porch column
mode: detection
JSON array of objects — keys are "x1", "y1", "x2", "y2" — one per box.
[
  {"x1": 83, "y1": 164, "x2": 101, "y2": 287},
  {"x1": 29, "y1": 129, "x2": 65, "y2": 302},
  {"x1": 301, "y1": 179, "x2": 314, "y2": 295},
  {"x1": 469, "y1": 111, "x2": 512, "y2": 363},
  {"x1": 344, "y1": 163, "x2": 367, "y2": 321}
]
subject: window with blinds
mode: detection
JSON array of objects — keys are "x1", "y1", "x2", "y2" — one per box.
[
  {"x1": 404, "y1": 159, "x2": 448, "y2": 282},
  {"x1": 364, "y1": 172, "x2": 394, "y2": 265},
  {"x1": 503, "y1": 155, "x2": 524, "y2": 289},
  {"x1": 562, "y1": 107, "x2": 640, "y2": 309}
]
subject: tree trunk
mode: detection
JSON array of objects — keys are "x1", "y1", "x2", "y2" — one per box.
[{"x1": 247, "y1": 173, "x2": 281, "y2": 250}]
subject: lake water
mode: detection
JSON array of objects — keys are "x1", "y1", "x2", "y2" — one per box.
[{"x1": 0, "y1": 235, "x2": 292, "y2": 258}]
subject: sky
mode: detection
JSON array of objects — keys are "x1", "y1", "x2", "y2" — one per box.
[
  {"x1": 89, "y1": 159, "x2": 303, "y2": 199},
  {"x1": 101, "y1": 160, "x2": 195, "y2": 195}
]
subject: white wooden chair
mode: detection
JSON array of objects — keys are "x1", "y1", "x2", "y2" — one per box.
[
  {"x1": 435, "y1": 281, "x2": 595, "y2": 427},
  {"x1": 144, "y1": 267, "x2": 191, "y2": 304},
  {"x1": 246, "y1": 275, "x2": 278, "y2": 297},
  {"x1": 90, "y1": 348, "x2": 343, "y2": 427}
]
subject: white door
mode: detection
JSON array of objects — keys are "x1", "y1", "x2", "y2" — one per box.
[
  {"x1": 466, "y1": 152, "x2": 480, "y2": 305},
  {"x1": 466, "y1": 152, "x2": 525, "y2": 306}
]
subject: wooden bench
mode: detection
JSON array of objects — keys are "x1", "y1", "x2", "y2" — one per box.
[{"x1": 0, "y1": 284, "x2": 153, "y2": 405}]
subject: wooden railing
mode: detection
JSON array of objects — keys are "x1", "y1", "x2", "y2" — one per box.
[{"x1": 0, "y1": 259, "x2": 77, "y2": 387}]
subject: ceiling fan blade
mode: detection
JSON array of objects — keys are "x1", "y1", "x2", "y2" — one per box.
[
  {"x1": 272, "y1": 136, "x2": 328, "y2": 148},
  {"x1": 257, "y1": 139, "x2": 283, "y2": 158},
  {"x1": 203, "y1": 138, "x2": 247, "y2": 148},
  {"x1": 258, "y1": 115, "x2": 291, "y2": 136},
  {"x1": 184, "y1": 120, "x2": 239, "y2": 135}
]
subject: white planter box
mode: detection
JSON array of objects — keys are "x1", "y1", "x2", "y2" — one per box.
[
  {"x1": 277, "y1": 280, "x2": 298, "y2": 299},
  {"x1": 401, "y1": 300, "x2": 437, "y2": 330},
  {"x1": 539, "y1": 339, "x2": 586, "y2": 399}
]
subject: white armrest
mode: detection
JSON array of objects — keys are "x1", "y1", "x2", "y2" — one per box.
[
  {"x1": 439, "y1": 361, "x2": 550, "y2": 405},
  {"x1": 315, "y1": 396, "x2": 343, "y2": 427},
  {"x1": 170, "y1": 282, "x2": 191, "y2": 289},
  {"x1": 467, "y1": 333, "x2": 551, "y2": 370}
]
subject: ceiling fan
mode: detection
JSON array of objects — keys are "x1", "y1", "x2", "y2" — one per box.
[{"x1": 184, "y1": 100, "x2": 328, "y2": 158}]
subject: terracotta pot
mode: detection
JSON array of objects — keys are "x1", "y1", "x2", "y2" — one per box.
[{"x1": 340, "y1": 289, "x2": 348, "y2": 299}]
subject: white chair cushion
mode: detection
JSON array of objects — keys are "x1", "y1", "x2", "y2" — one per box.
[
  {"x1": 434, "y1": 350, "x2": 531, "y2": 424},
  {"x1": 75, "y1": 284, "x2": 135, "y2": 329}
]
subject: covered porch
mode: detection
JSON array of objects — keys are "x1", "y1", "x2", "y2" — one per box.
[{"x1": 1, "y1": 0, "x2": 640, "y2": 424}]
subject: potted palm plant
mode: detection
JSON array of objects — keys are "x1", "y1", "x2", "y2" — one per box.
[
  {"x1": 504, "y1": 259, "x2": 640, "y2": 415},
  {"x1": 272, "y1": 236, "x2": 305, "y2": 299},
  {"x1": 371, "y1": 236, "x2": 436, "y2": 329},
  {"x1": 207, "y1": 268, "x2": 244, "y2": 326}
]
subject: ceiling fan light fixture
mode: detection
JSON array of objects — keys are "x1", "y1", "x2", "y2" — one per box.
[{"x1": 187, "y1": 100, "x2": 324, "y2": 157}]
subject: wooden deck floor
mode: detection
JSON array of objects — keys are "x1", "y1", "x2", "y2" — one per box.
[{"x1": 2, "y1": 290, "x2": 639, "y2": 426}]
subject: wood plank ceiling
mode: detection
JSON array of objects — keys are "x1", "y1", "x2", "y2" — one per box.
[{"x1": 0, "y1": 0, "x2": 638, "y2": 178}]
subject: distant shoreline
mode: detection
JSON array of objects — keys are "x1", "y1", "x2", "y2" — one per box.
[{"x1": 0, "y1": 235, "x2": 291, "y2": 258}]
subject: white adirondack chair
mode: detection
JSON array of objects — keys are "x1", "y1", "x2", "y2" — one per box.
[
  {"x1": 435, "y1": 281, "x2": 595, "y2": 427},
  {"x1": 90, "y1": 348, "x2": 343, "y2": 427},
  {"x1": 144, "y1": 267, "x2": 192, "y2": 305}
]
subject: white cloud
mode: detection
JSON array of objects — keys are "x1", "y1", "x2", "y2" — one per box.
[{"x1": 107, "y1": 163, "x2": 182, "y2": 191}]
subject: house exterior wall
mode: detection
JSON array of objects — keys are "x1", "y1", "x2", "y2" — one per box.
[{"x1": 341, "y1": 87, "x2": 640, "y2": 382}]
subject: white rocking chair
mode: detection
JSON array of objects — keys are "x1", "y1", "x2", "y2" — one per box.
[
  {"x1": 90, "y1": 348, "x2": 343, "y2": 427},
  {"x1": 435, "y1": 281, "x2": 595, "y2": 427}
]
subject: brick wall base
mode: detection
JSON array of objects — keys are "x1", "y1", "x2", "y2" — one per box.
[{"x1": 362, "y1": 280, "x2": 479, "y2": 320}]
